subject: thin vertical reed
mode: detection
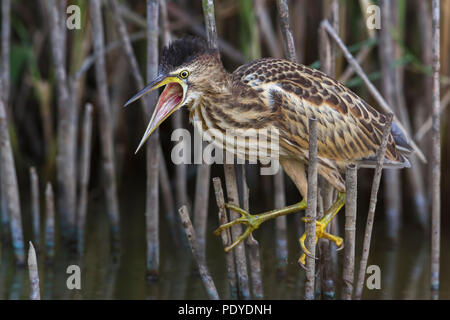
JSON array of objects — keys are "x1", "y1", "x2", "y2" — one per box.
[
  {"x1": 194, "y1": 0, "x2": 212, "y2": 253},
  {"x1": 1, "y1": 0, "x2": 10, "y2": 105},
  {"x1": 30, "y1": 167, "x2": 40, "y2": 248},
  {"x1": 254, "y1": 0, "x2": 283, "y2": 58},
  {"x1": 342, "y1": 164, "x2": 357, "y2": 300},
  {"x1": 145, "y1": 0, "x2": 160, "y2": 280},
  {"x1": 202, "y1": 0, "x2": 250, "y2": 300},
  {"x1": 254, "y1": 0, "x2": 288, "y2": 274},
  {"x1": 90, "y1": 0, "x2": 121, "y2": 243},
  {"x1": 274, "y1": 170, "x2": 287, "y2": 273},
  {"x1": 0, "y1": 0, "x2": 12, "y2": 241},
  {"x1": 430, "y1": 0, "x2": 440, "y2": 295},
  {"x1": 193, "y1": 165, "x2": 210, "y2": 263},
  {"x1": 179, "y1": 205, "x2": 219, "y2": 300},
  {"x1": 47, "y1": 0, "x2": 77, "y2": 241},
  {"x1": 202, "y1": 0, "x2": 218, "y2": 49},
  {"x1": 158, "y1": 145, "x2": 182, "y2": 247},
  {"x1": 304, "y1": 118, "x2": 318, "y2": 300},
  {"x1": 45, "y1": 183, "x2": 55, "y2": 261},
  {"x1": 110, "y1": 0, "x2": 180, "y2": 246},
  {"x1": 155, "y1": 2, "x2": 181, "y2": 246},
  {"x1": 274, "y1": 0, "x2": 296, "y2": 276},
  {"x1": 318, "y1": 3, "x2": 339, "y2": 298},
  {"x1": 276, "y1": 0, "x2": 296, "y2": 62},
  {"x1": 379, "y1": 0, "x2": 402, "y2": 242},
  {"x1": 0, "y1": 100, "x2": 24, "y2": 265},
  {"x1": 192, "y1": 1, "x2": 219, "y2": 257},
  {"x1": 224, "y1": 163, "x2": 250, "y2": 300},
  {"x1": 241, "y1": 166, "x2": 263, "y2": 299},
  {"x1": 28, "y1": 242, "x2": 40, "y2": 300},
  {"x1": 192, "y1": 0, "x2": 211, "y2": 251},
  {"x1": 213, "y1": 177, "x2": 238, "y2": 299},
  {"x1": 354, "y1": 113, "x2": 394, "y2": 300},
  {"x1": 0, "y1": 0, "x2": 11, "y2": 245},
  {"x1": 77, "y1": 103, "x2": 93, "y2": 254}
]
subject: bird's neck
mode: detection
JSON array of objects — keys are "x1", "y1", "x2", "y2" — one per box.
[{"x1": 185, "y1": 67, "x2": 233, "y2": 114}]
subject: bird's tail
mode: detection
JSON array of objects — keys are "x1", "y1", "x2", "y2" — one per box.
[{"x1": 357, "y1": 121, "x2": 412, "y2": 169}]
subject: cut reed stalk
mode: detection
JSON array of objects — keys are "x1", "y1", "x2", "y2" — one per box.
[
  {"x1": 45, "y1": 183, "x2": 55, "y2": 262},
  {"x1": 179, "y1": 205, "x2": 219, "y2": 300},
  {"x1": 430, "y1": 0, "x2": 441, "y2": 295},
  {"x1": 0, "y1": 99, "x2": 24, "y2": 265},
  {"x1": 304, "y1": 118, "x2": 318, "y2": 300},
  {"x1": 354, "y1": 113, "x2": 394, "y2": 300},
  {"x1": 28, "y1": 242, "x2": 40, "y2": 300},
  {"x1": 90, "y1": 0, "x2": 121, "y2": 244},
  {"x1": 30, "y1": 167, "x2": 40, "y2": 248},
  {"x1": 213, "y1": 177, "x2": 238, "y2": 299},
  {"x1": 342, "y1": 164, "x2": 357, "y2": 300},
  {"x1": 77, "y1": 103, "x2": 93, "y2": 254},
  {"x1": 145, "y1": 0, "x2": 161, "y2": 280}
]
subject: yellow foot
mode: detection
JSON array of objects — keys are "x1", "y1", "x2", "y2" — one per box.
[
  {"x1": 298, "y1": 219, "x2": 344, "y2": 266},
  {"x1": 214, "y1": 203, "x2": 262, "y2": 252}
]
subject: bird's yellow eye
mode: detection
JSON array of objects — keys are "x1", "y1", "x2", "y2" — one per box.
[{"x1": 179, "y1": 70, "x2": 189, "y2": 79}]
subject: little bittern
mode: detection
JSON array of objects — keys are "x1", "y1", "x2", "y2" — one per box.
[{"x1": 125, "y1": 37, "x2": 413, "y2": 265}]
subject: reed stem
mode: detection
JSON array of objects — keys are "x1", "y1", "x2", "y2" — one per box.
[
  {"x1": 90, "y1": 0, "x2": 121, "y2": 244},
  {"x1": 354, "y1": 113, "x2": 394, "y2": 299},
  {"x1": 0, "y1": 100, "x2": 24, "y2": 265},
  {"x1": 45, "y1": 183, "x2": 55, "y2": 262},
  {"x1": 30, "y1": 167, "x2": 40, "y2": 248},
  {"x1": 28, "y1": 242, "x2": 40, "y2": 300},
  {"x1": 304, "y1": 117, "x2": 318, "y2": 300},
  {"x1": 179, "y1": 205, "x2": 219, "y2": 300},
  {"x1": 77, "y1": 103, "x2": 93, "y2": 254},
  {"x1": 213, "y1": 177, "x2": 238, "y2": 299},
  {"x1": 145, "y1": 0, "x2": 160, "y2": 280},
  {"x1": 342, "y1": 164, "x2": 357, "y2": 300},
  {"x1": 430, "y1": 0, "x2": 441, "y2": 296}
]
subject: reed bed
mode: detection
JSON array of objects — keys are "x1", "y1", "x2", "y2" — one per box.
[{"x1": 0, "y1": 0, "x2": 444, "y2": 301}]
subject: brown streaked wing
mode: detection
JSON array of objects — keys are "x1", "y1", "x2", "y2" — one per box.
[{"x1": 232, "y1": 58, "x2": 402, "y2": 165}]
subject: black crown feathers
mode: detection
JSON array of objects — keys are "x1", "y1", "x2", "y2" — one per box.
[{"x1": 160, "y1": 37, "x2": 217, "y2": 72}]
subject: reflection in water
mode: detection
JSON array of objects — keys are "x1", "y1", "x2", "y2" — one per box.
[
  {"x1": 0, "y1": 190, "x2": 447, "y2": 300},
  {"x1": 403, "y1": 240, "x2": 427, "y2": 300}
]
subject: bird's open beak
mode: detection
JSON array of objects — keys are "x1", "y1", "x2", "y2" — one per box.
[{"x1": 124, "y1": 73, "x2": 187, "y2": 153}]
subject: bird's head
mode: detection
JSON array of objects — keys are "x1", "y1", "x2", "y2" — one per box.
[{"x1": 124, "y1": 37, "x2": 220, "y2": 153}]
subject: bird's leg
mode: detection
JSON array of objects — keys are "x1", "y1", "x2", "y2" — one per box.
[
  {"x1": 214, "y1": 199, "x2": 307, "y2": 252},
  {"x1": 299, "y1": 192, "x2": 346, "y2": 266}
]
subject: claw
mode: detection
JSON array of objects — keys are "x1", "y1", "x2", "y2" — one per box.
[
  {"x1": 298, "y1": 220, "x2": 343, "y2": 267},
  {"x1": 214, "y1": 203, "x2": 260, "y2": 252}
]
